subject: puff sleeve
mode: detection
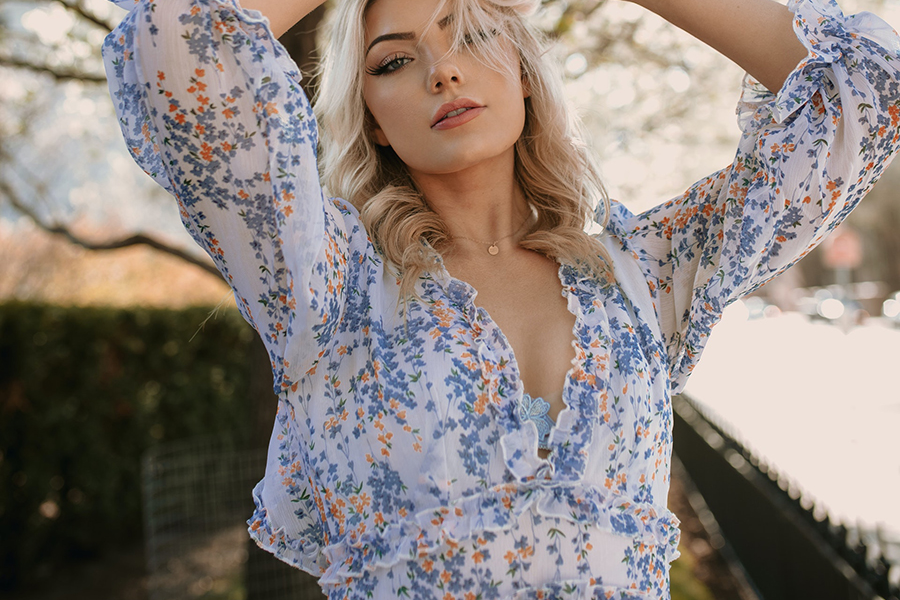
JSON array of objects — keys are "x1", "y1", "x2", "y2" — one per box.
[
  {"x1": 102, "y1": 0, "x2": 350, "y2": 391},
  {"x1": 605, "y1": 0, "x2": 900, "y2": 394}
]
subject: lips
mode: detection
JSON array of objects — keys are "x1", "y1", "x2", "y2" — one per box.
[{"x1": 431, "y1": 98, "x2": 484, "y2": 128}]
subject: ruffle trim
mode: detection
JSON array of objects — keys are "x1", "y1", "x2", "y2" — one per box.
[
  {"x1": 313, "y1": 481, "x2": 680, "y2": 586},
  {"x1": 496, "y1": 265, "x2": 598, "y2": 484},
  {"x1": 738, "y1": 0, "x2": 898, "y2": 131},
  {"x1": 427, "y1": 257, "x2": 610, "y2": 486},
  {"x1": 247, "y1": 480, "x2": 329, "y2": 578},
  {"x1": 510, "y1": 579, "x2": 663, "y2": 600}
]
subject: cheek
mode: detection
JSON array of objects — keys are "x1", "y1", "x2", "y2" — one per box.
[{"x1": 365, "y1": 88, "x2": 413, "y2": 143}]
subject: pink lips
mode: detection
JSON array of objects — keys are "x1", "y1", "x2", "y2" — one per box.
[{"x1": 431, "y1": 98, "x2": 485, "y2": 130}]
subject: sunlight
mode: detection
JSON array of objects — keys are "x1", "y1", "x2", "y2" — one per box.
[
  {"x1": 686, "y1": 306, "x2": 900, "y2": 538},
  {"x1": 21, "y1": 4, "x2": 75, "y2": 46},
  {"x1": 0, "y1": 76, "x2": 27, "y2": 103}
]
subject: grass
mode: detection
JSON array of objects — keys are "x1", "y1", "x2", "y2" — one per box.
[{"x1": 670, "y1": 544, "x2": 716, "y2": 600}]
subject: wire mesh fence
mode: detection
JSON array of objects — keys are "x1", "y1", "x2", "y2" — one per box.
[{"x1": 141, "y1": 437, "x2": 324, "y2": 600}]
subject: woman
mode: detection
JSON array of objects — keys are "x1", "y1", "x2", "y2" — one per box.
[{"x1": 102, "y1": 0, "x2": 900, "y2": 597}]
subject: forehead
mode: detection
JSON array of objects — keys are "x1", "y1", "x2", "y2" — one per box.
[{"x1": 364, "y1": 0, "x2": 447, "y2": 45}]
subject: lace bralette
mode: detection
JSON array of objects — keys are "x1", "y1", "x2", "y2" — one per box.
[{"x1": 517, "y1": 392, "x2": 556, "y2": 451}]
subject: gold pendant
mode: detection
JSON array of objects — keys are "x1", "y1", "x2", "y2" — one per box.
[{"x1": 488, "y1": 244, "x2": 499, "y2": 255}]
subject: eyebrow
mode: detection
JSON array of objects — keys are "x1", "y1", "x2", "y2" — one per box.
[{"x1": 366, "y1": 14, "x2": 453, "y2": 56}]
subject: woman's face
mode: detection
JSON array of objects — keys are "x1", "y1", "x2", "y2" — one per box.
[{"x1": 362, "y1": 0, "x2": 528, "y2": 177}]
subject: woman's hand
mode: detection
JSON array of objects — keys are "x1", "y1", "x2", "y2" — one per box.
[
  {"x1": 241, "y1": 0, "x2": 327, "y2": 38},
  {"x1": 630, "y1": 0, "x2": 808, "y2": 93}
]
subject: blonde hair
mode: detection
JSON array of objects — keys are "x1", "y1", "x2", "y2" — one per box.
[{"x1": 315, "y1": 0, "x2": 612, "y2": 300}]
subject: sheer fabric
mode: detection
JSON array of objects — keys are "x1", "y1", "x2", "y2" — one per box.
[{"x1": 102, "y1": 0, "x2": 900, "y2": 597}]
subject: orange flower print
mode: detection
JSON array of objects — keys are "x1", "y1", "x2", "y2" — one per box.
[{"x1": 107, "y1": 1, "x2": 900, "y2": 597}]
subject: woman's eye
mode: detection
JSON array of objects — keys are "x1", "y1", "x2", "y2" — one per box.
[
  {"x1": 462, "y1": 31, "x2": 480, "y2": 46},
  {"x1": 462, "y1": 29, "x2": 498, "y2": 46},
  {"x1": 366, "y1": 54, "x2": 412, "y2": 76}
]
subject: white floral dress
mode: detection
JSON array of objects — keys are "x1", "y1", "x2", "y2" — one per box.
[{"x1": 102, "y1": 0, "x2": 900, "y2": 597}]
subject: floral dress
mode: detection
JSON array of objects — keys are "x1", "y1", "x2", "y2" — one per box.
[{"x1": 102, "y1": 0, "x2": 900, "y2": 597}]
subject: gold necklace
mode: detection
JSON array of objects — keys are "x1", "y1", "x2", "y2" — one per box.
[{"x1": 451, "y1": 215, "x2": 531, "y2": 256}]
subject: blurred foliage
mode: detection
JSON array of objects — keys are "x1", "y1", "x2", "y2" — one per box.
[
  {"x1": 0, "y1": 302, "x2": 259, "y2": 590},
  {"x1": 670, "y1": 546, "x2": 716, "y2": 600},
  {"x1": 2, "y1": 0, "x2": 897, "y2": 286},
  {"x1": 1, "y1": 2, "x2": 899, "y2": 595},
  {"x1": 0, "y1": 0, "x2": 718, "y2": 234}
]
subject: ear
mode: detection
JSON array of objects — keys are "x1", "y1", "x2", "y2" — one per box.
[
  {"x1": 366, "y1": 108, "x2": 391, "y2": 147},
  {"x1": 371, "y1": 123, "x2": 390, "y2": 147},
  {"x1": 520, "y1": 65, "x2": 531, "y2": 99}
]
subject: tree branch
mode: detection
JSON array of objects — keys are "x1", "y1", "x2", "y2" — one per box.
[
  {"x1": 0, "y1": 55, "x2": 107, "y2": 83},
  {"x1": 0, "y1": 179, "x2": 221, "y2": 279},
  {"x1": 56, "y1": 0, "x2": 117, "y2": 32}
]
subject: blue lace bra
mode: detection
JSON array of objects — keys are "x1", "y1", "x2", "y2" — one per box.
[{"x1": 517, "y1": 393, "x2": 556, "y2": 451}]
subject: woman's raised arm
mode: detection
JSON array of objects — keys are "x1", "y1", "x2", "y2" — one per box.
[
  {"x1": 604, "y1": 0, "x2": 900, "y2": 393},
  {"x1": 241, "y1": 0, "x2": 326, "y2": 38},
  {"x1": 632, "y1": 0, "x2": 808, "y2": 93},
  {"x1": 103, "y1": 0, "x2": 354, "y2": 390}
]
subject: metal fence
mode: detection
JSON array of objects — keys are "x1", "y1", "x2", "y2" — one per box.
[
  {"x1": 141, "y1": 437, "x2": 323, "y2": 600},
  {"x1": 673, "y1": 394, "x2": 900, "y2": 600}
]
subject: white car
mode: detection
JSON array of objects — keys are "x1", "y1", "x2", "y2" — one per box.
[{"x1": 883, "y1": 291, "x2": 900, "y2": 325}]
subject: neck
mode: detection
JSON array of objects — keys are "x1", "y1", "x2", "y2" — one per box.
[{"x1": 408, "y1": 150, "x2": 531, "y2": 255}]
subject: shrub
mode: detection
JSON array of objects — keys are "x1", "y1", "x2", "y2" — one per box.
[{"x1": 0, "y1": 303, "x2": 260, "y2": 590}]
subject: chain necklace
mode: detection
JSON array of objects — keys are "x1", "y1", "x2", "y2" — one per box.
[{"x1": 450, "y1": 214, "x2": 532, "y2": 256}]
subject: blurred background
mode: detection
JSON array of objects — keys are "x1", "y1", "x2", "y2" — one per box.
[{"x1": 0, "y1": 0, "x2": 898, "y2": 599}]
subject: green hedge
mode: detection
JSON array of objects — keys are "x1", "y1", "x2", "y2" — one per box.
[{"x1": 0, "y1": 303, "x2": 262, "y2": 590}]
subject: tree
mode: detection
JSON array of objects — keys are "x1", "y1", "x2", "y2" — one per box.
[
  {"x1": 0, "y1": 1, "x2": 333, "y2": 282},
  {"x1": 0, "y1": 0, "x2": 736, "y2": 265},
  {"x1": 3, "y1": 0, "x2": 899, "y2": 594},
  {"x1": 3, "y1": 0, "x2": 899, "y2": 289}
]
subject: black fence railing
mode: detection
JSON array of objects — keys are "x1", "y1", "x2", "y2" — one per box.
[{"x1": 672, "y1": 394, "x2": 899, "y2": 600}]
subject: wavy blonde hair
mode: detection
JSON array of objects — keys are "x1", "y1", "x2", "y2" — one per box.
[{"x1": 315, "y1": 0, "x2": 612, "y2": 300}]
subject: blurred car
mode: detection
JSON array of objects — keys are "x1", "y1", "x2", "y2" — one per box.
[
  {"x1": 742, "y1": 295, "x2": 781, "y2": 320},
  {"x1": 883, "y1": 291, "x2": 900, "y2": 326},
  {"x1": 796, "y1": 287, "x2": 865, "y2": 325}
]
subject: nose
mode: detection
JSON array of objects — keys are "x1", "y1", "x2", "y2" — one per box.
[{"x1": 428, "y1": 55, "x2": 464, "y2": 92}]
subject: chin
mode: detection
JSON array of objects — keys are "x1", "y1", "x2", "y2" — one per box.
[{"x1": 418, "y1": 145, "x2": 518, "y2": 175}]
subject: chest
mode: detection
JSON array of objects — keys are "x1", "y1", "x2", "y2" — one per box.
[
  {"x1": 441, "y1": 251, "x2": 577, "y2": 416},
  {"x1": 303, "y1": 249, "x2": 670, "y2": 495}
]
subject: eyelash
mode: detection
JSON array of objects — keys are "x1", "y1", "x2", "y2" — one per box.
[
  {"x1": 365, "y1": 30, "x2": 499, "y2": 77},
  {"x1": 366, "y1": 54, "x2": 412, "y2": 76}
]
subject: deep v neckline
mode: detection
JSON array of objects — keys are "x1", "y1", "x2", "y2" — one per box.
[{"x1": 433, "y1": 256, "x2": 581, "y2": 460}]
